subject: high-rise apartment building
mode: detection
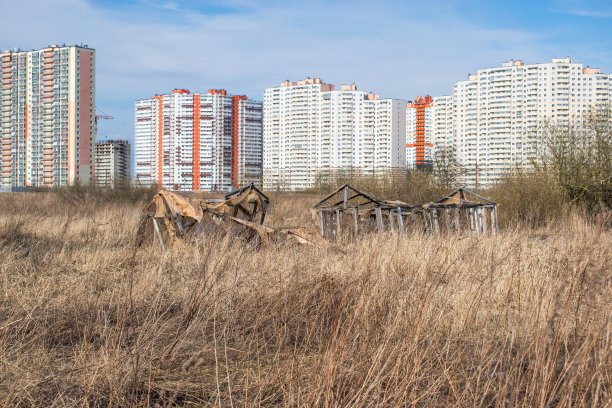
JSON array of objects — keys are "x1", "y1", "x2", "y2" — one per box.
[
  {"x1": 406, "y1": 96, "x2": 434, "y2": 170},
  {"x1": 134, "y1": 89, "x2": 262, "y2": 192},
  {"x1": 0, "y1": 44, "x2": 96, "y2": 188},
  {"x1": 263, "y1": 78, "x2": 406, "y2": 190},
  {"x1": 95, "y1": 140, "x2": 130, "y2": 187},
  {"x1": 434, "y1": 57, "x2": 612, "y2": 187}
]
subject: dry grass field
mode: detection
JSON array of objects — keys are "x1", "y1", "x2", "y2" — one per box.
[{"x1": 0, "y1": 189, "x2": 611, "y2": 406}]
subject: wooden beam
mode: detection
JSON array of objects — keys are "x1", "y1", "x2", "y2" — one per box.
[
  {"x1": 353, "y1": 207, "x2": 359, "y2": 236},
  {"x1": 388, "y1": 210, "x2": 395, "y2": 234},
  {"x1": 336, "y1": 209, "x2": 342, "y2": 237}
]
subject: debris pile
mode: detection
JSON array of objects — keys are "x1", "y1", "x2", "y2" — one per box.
[{"x1": 135, "y1": 183, "x2": 337, "y2": 250}]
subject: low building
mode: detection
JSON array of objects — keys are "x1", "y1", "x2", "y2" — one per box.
[{"x1": 95, "y1": 140, "x2": 130, "y2": 187}]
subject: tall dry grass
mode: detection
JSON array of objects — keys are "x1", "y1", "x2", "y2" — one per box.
[{"x1": 0, "y1": 190, "x2": 610, "y2": 406}]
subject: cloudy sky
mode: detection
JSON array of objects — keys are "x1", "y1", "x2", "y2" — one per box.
[{"x1": 1, "y1": 0, "x2": 611, "y2": 143}]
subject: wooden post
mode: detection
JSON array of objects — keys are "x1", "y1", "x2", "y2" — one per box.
[
  {"x1": 336, "y1": 209, "x2": 342, "y2": 237},
  {"x1": 343, "y1": 185, "x2": 349, "y2": 209},
  {"x1": 353, "y1": 207, "x2": 359, "y2": 236},
  {"x1": 492, "y1": 206, "x2": 499, "y2": 234},
  {"x1": 480, "y1": 207, "x2": 487, "y2": 234},
  {"x1": 397, "y1": 207, "x2": 405, "y2": 237},
  {"x1": 454, "y1": 207, "x2": 460, "y2": 231},
  {"x1": 330, "y1": 212, "x2": 336, "y2": 241},
  {"x1": 444, "y1": 208, "x2": 451, "y2": 232},
  {"x1": 431, "y1": 209, "x2": 440, "y2": 235},
  {"x1": 388, "y1": 210, "x2": 395, "y2": 234},
  {"x1": 375, "y1": 207, "x2": 384, "y2": 232},
  {"x1": 319, "y1": 210, "x2": 326, "y2": 237},
  {"x1": 467, "y1": 208, "x2": 474, "y2": 234},
  {"x1": 423, "y1": 211, "x2": 430, "y2": 233}
]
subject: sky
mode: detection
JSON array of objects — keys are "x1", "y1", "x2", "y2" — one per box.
[{"x1": 1, "y1": 0, "x2": 611, "y2": 144}]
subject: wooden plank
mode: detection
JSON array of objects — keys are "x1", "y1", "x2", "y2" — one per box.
[
  {"x1": 353, "y1": 207, "x2": 359, "y2": 236},
  {"x1": 388, "y1": 210, "x2": 395, "y2": 234},
  {"x1": 375, "y1": 207, "x2": 383, "y2": 232},
  {"x1": 336, "y1": 209, "x2": 342, "y2": 237}
]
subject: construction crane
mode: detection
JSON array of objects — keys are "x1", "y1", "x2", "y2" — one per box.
[
  {"x1": 95, "y1": 109, "x2": 114, "y2": 142},
  {"x1": 95, "y1": 108, "x2": 114, "y2": 122}
]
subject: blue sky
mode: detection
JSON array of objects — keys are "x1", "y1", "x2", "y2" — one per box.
[{"x1": 1, "y1": 0, "x2": 611, "y2": 144}]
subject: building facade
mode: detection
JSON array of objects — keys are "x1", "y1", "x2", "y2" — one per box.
[
  {"x1": 434, "y1": 58, "x2": 612, "y2": 187},
  {"x1": 134, "y1": 89, "x2": 262, "y2": 192},
  {"x1": 0, "y1": 44, "x2": 96, "y2": 187},
  {"x1": 263, "y1": 78, "x2": 406, "y2": 190},
  {"x1": 94, "y1": 140, "x2": 130, "y2": 187},
  {"x1": 406, "y1": 96, "x2": 434, "y2": 170}
]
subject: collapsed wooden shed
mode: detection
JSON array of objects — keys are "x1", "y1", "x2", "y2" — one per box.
[{"x1": 312, "y1": 185, "x2": 498, "y2": 240}]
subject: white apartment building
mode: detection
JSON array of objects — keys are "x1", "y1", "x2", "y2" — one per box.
[
  {"x1": 263, "y1": 79, "x2": 406, "y2": 190},
  {"x1": 134, "y1": 89, "x2": 262, "y2": 192},
  {"x1": 434, "y1": 57, "x2": 612, "y2": 187},
  {"x1": 95, "y1": 140, "x2": 130, "y2": 187},
  {"x1": 0, "y1": 44, "x2": 96, "y2": 187}
]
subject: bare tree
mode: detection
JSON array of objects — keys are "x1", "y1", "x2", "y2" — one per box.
[{"x1": 534, "y1": 106, "x2": 612, "y2": 208}]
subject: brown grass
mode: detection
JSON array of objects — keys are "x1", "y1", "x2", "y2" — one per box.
[{"x1": 0, "y1": 191, "x2": 611, "y2": 407}]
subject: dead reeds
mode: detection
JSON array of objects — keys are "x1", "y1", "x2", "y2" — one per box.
[{"x1": 0, "y1": 191, "x2": 610, "y2": 406}]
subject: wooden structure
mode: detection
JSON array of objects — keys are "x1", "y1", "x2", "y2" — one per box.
[
  {"x1": 312, "y1": 185, "x2": 498, "y2": 240},
  {"x1": 423, "y1": 188, "x2": 498, "y2": 235},
  {"x1": 312, "y1": 184, "x2": 415, "y2": 240}
]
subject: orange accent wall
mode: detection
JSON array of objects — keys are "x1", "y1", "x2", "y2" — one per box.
[
  {"x1": 208, "y1": 89, "x2": 227, "y2": 95},
  {"x1": 154, "y1": 95, "x2": 164, "y2": 188},
  {"x1": 192, "y1": 94, "x2": 201, "y2": 190},
  {"x1": 407, "y1": 96, "x2": 433, "y2": 165}
]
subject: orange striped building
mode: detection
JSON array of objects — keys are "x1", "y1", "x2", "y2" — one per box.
[
  {"x1": 134, "y1": 89, "x2": 262, "y2": 191},
  {"x1": 406, "y1": 96, "x2": 434, "y2": 170}
]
